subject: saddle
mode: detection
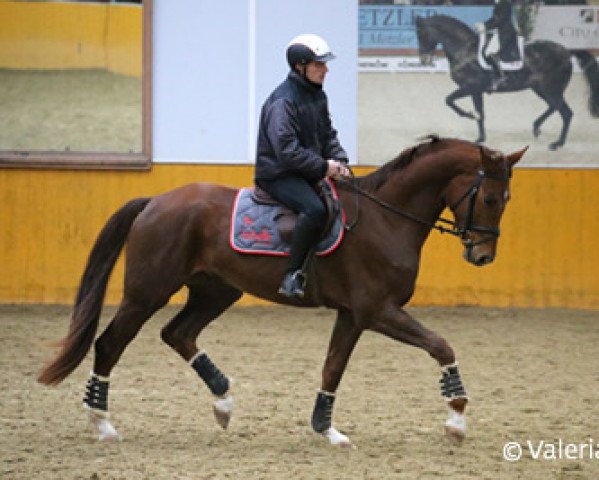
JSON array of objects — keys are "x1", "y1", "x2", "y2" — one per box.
[{"x1": 230, "y1": 179, "x2": 345, "y2": 256}]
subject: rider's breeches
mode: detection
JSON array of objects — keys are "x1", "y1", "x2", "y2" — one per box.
[{"x1": 257, "y1": 176, "x2": 326, "y2": 271}]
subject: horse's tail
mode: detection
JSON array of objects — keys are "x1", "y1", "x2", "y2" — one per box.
[
  {"x1": 37, "y1": 197, "x2": 152, "y2": 386},
  {"x1": 571, "y1": 50, "x2": 599, "y2": 117}
]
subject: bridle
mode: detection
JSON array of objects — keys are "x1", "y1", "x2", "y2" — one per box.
[
  {"x1": 446, "y1": 170, "x2": 501, "y2": 247},
  {"x1": 338, "y1": 169, "x2": 508, "y2": 246}
]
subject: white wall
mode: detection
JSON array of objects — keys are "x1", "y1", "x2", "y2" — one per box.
[
  {"x1": 153, "y1": 0, "x2": 357, "y2": 164},
  {"x1": 531, "y1": 6, "x2": 599, "y2": 49}
]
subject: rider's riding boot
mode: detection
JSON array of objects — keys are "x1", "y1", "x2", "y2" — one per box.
[
  {"x1": 491, "y1": 74, "x2": 506, "y2": 91},
  {"x1": 489, "y1": 56, "x2": 505, "y2": 91},
  {"x1": 278, "y1": 213, "x2": 321, "y2": 299}
]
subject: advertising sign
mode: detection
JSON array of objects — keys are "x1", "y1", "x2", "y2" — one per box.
[{"x1": 531, "y1": 6, "x2": 599, "y2": 49}]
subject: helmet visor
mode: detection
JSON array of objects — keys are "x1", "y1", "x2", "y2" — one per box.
[{"x1": 314, "y1": 52, "x2": 336, "y2": 63}]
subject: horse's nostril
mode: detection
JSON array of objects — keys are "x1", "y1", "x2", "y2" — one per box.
[{"x1": 476, "y1": 255, "x2": 493, "y2": 266}]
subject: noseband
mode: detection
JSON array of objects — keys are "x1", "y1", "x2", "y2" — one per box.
[{"x1": 339, "y1": 169, "x2": 505, "y2": 245}]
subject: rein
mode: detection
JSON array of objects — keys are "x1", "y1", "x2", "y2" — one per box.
[{"x1": 337, "y1": 170, "x2": 500, "y2": 244}]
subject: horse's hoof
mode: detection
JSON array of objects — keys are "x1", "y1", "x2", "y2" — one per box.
[
  {"x1": 549, "y1": 142, "x2": 563, "y2": 151},
  {"x1": 444, "y1": 425, "x2": 465, "y2": 445},
  {"x1": 533, "y1": 128, "x2": 541, "y2": 138},
  {"x1": 323, "y1": 427, "x2": 356, "y2": 449},
  {"x1": 213, "y1": 394, "x2": 234, "y2": 429}
]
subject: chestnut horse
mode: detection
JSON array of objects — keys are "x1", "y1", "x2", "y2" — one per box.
[{"x1": 38, "y1": 136, "x2": 526, "y2": 447}]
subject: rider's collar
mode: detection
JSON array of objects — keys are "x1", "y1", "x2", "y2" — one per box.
[{"x1": 288, "y1": 70, "x2": 323, "y2": 92}]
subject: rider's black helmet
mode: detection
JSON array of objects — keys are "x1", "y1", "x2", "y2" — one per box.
[{"x1": 286, "y1": 34, "x2": 336, "y2": 70}]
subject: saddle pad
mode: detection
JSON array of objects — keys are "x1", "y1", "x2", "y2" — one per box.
[{"x1": 230, "y1": 188, "x2": 345, "y2": 256}]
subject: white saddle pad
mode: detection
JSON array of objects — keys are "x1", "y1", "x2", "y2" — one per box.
[{"x1": 477, "y1": 31, "x2": 524, "y2": 71}]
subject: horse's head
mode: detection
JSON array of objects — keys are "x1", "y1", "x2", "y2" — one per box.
[
  {"x1": 415, "y1": 16, "x2": 437, "y2": 66},
  {"x1": 445, "y1": 145, "x2": 528, "y2": 266},
  {"x1": 416, "y1": 15, "x2": 477, "y2": 67}
]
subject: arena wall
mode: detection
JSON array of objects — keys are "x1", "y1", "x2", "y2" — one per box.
[
  {"x1": 1, "y1": 167, "x2": 597, "y2": 309},
  {"x1": 1, "y1": 2, "x2": 596, "y2": 309},
  {"x1": 0, "y1": 1, "x2": 142, "y2": 77}
]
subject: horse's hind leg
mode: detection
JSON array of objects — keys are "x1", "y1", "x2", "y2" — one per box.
[
  {"x1": 85, "y1": 297, "x2": 168, "y2": 440},
  {"x1": 368, "y1": 306, "x2": 468, "y2": 445},
  {"x1": 532, "y1": 105, "x2": 555, "y2": 138},
  {"x1": 311, "y1": 309, "x2": 362, "y2": 448},
  {"x1": 160, "y1": 274, "x2": 242, "y2": 429},
  {"x1": 533, "y1": 89, "x2": 572, "y2": 150},
  {"x1": 550, "y1": 98, "x2": 572, "y2": 150}
]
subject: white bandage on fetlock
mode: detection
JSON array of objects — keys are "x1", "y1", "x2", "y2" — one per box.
[
  {"x1": 213, "y1": 393, "x2": 234, "y2": 429},
  {"x1": 323, "y1": 427, "x2": 355, "y2": 448},
  {"x1": 84, "y1": 404, "x2": 121, "y2": 441},
  {"x1": 82, "y1": 371, "x2": 121, "y2": 441},
  {"x1": 445, "y1": 407, "x2": 466, "y2": 431},
  {"x1": 440, "y1": 362, "x2": 468, "y2": 443},
  {"x1": 214, "y1": 394, "x2": 234, "y2": 414}
]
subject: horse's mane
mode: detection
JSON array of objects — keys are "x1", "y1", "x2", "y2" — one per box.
[
  {"x1": 428, "y1": 14, "x2": 475, "y2": 39},
  {"x1": 355, "y1": 134, "x2": 446, "y2": 193}
]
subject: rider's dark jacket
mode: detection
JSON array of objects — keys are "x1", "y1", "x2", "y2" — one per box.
[
  {"x1": 484, "y1": 0, "x2": 519, "y2": 62},
  {"x1": 254, "y1": 71, "x2": 348, "y2": 183}
]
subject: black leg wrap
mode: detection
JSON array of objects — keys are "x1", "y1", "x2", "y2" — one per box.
[
  {"x1": 83, "y1": 373, "x2": 109, "y2": 411},
  {"x1": 311, "y1": 390, "x2": 335, "y2": 433},
  {"x1": 191, "y1": 353, "x2": 230, "y2": 397},
  {"x1": 440, "y1": 363, "x2": 467, "y2": 400}
]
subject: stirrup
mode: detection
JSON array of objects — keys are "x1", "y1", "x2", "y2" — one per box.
[
  {"x1": 278, "y1": 270, "x2": 306, "y2": 299},
  {"x1": 490, "y1": 76, "x2": 505, "y2": 92}
]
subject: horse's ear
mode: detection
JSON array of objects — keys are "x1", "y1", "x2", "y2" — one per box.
[
  {"x1": 479, "y1": 146, "x2": 502, "y2": 170},
  {"x1": 506, "y1": 146, "x2": 528, "y2": 167}
]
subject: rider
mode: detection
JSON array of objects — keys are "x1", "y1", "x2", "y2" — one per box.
[
  {"x1": 478, "y1": 0, "x2": 519, "y2": 91},
  {"x1": 254, "y1": 34, "x2": 350, "y2": 299}
]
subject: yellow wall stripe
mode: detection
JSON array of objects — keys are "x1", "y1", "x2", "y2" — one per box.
[{"x1": 1, "y1": 166, "x2": 597, "y2": 309}]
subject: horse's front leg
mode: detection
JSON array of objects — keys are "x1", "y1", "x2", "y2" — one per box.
[
  {"x1": 312, "y1": 309, "x2": 362, "y2": 448},
  {"x1": 445, "y1": 88, "x2": 476, "y2": 119},
  {"x1": 369, "y1": 305, "x2": 468, "y2": 445},
  {"x1": 445, "y1": 89, "x2": 486, "y2": 144},
  {"x1": 471, "y1": 91, "x2": 486, "y2": 144}
]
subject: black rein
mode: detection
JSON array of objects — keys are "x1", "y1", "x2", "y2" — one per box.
[{"x1": 337, "y1": 170, "x2": 501, "y2": 243}]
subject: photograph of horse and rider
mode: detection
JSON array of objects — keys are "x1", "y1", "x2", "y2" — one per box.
[
  {"x1": 1, "y1": 0, "x2": 598, "y2": 479},
  {"x1": 359, "y1": 0, "x2": 599, "y2": 164}
]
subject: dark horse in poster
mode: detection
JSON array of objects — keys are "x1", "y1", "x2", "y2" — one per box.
[
  {"x1": 416, "y1": 14, "x2": 599, "y2": 150},
  {"x1": 38, "y1": 136, "x2": 526, "y2": 447}
]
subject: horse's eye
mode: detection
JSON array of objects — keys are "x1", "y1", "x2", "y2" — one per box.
[{"x1": 483, "y1": 194, "x2": 497, "y2": 206}]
